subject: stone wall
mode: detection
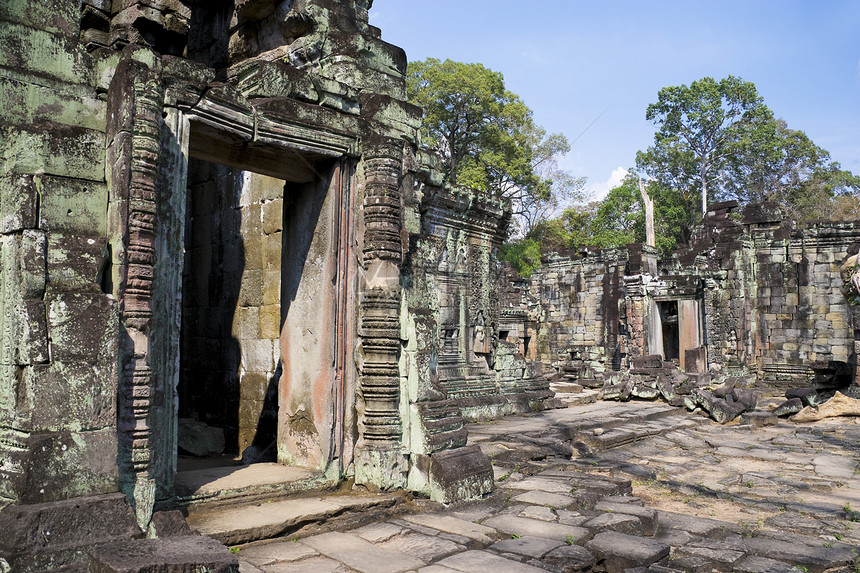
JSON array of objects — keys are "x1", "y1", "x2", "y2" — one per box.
[
  {"x1": 0, "y1": 3, "x2": 507, "y2": 565},
  {"x1": 0, "y1": 0, "x2": 120, "y2": 509},
  {"x1": 515, "y1": 202, "x2": 860, "y2": 391}
]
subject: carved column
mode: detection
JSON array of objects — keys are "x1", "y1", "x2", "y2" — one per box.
[
  {"x1": 106, "y1": 55, "x2": 164, "y2": 532},
  {"x1": 354, "y1": 139, "x2": 408, "y2": 489}
]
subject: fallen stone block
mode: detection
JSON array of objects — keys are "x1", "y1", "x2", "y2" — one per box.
[
  {"x1": 709, "y1": 399, "x2": 747, "y2": 424},
  {"x1": 178, "y1": 418, "x2": 225, "y2": 457},
  {"x1": 583, "y1": 512, "x2": 642, "y2": 536},
  {"x1": 786, "y1": 387, "x2": 819, "y2": 407},
  {"x1": 772, "y1": 397, "x2": 803, "y2": 417},
  {"x1": 656, "y1": 375, "x2": 677, "y2": 403},
  {"x1": 710, "y1": 383, "x2": 734, "y2": 399},
  {"x1": 740, "y1": 411, "x2": 777, "y2": 427},
  {"x1": 88, "y1": 535, "x2": 237, "y2": 573},
  {"x1": 729, "y1": 387, "x2": 759, "y2": 410}
]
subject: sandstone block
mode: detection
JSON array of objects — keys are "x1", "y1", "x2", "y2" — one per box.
[
  {"x1": 88, "y1": 535, "x2": 237, "y2": 573},
  {"x1": 258, "y1": 304, "x2": 281, "y2": 339},
  {"x1": 584, "y1": 531, "x2": 669, "y2": 571},
  {"x1": 0, "y1": 173, "x2": 38, "y2": 232},
  {"x1": 46, "y1": 232, "x2": 106, "y2": 291},
  {"x1": 38, "y1": 176, "x2": 108, "y2": 233},
  {"x1": 47, "y1": 292, "x2": 117, "y2": 363}
]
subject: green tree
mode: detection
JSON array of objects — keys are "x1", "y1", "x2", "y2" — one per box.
[
  {"x1": 722, "y1": 117, "x2": 860, "y2": 221},
  {"x1": 637, "y1": 76, "x2": 771, "y2": 218},
  {"x1": 407, "y1": 58, "x2": 579, "y2": 236}
]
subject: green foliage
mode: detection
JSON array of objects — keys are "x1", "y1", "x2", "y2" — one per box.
[
  {"x1": 636, "y1": 75, "x2": 860, "y2": 234},
  {"x1": 498, "y1": 238, "x2": 542, "y2": 278},
  {"x1": 638, "y1": 75, "x2": 770, "y2": 218},
  {"x1": 407, "y1": 58, "x2": 582, "y2": 236}
]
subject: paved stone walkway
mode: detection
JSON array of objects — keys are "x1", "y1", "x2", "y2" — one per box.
[{"x1": 231, "y1": 400, "x2": 860, "y2": 572}]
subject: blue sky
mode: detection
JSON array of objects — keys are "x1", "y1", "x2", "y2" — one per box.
[{"x1": 369, "y1": 1, "x2": 860, "y2": 202}]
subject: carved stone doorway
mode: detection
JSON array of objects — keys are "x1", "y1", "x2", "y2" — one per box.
[{"x1": 152, "y1": 108, "x2": 358, "y2": 503}]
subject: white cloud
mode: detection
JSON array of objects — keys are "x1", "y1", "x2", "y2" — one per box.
[{"x1": 585, "y1": 167, "x2": 628, "y2": 202}]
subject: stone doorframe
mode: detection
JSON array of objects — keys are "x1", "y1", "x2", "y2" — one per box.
[{"x1": 105, "y1": 55, "x2": 393, "y2": 531}]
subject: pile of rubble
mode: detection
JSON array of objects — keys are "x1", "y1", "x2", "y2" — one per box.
[{"x1": 592, "y1": 355, "x2": 859, "y2": 425}]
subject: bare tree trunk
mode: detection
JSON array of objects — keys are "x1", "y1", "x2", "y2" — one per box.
[{"x1": 639, "y1": 179, "x2": 656, "y2": 248}]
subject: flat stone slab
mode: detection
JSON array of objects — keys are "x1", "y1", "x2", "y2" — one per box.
[
  {"x1": 174, "y1": 463, "x2": 317, "y2": 496},
  {"x1": 490, "y1": 535, "x2": 563, "y2": 559},
  {"x1": 88, "y1": 535, "x2": 237, "y2": 573},
  {"x1": 300, "y1": 531, "x2": 425, "y2": 573},
  {"x1": 594, "y1": 501, "x2": 658, "y2": 536},
  {"x1": 187, "y1": 494, "x2": 397, "y2": 545},
  {"x1": 482, "y1": 514, "x2": 589, "y2": 543},
  {"x1": 259, "y1": 555, "x2": 344, "y2": 572},
  {"x1": 584, "y1": 531, "x2": 669, "y2": 571},
  {"x1": 813, "y1": 454, "x2": 856, "y2": 478},
  {"x1": 499, "y1": 476, "x2": 575, "y2": 494},
  {"x1": 402, "y1": 514, "x2": 497, "y2": 545},
  {"x1": 511, "y1": 490, "x2": 576, "y2": 508},
  {"x1": 380, "y1": 532, "x2": 463, "y2": 563},
  {"x1": 233, "y1": 539, "x2": 317, "y2": 566},
  {"x1": 434, "y1": 549, "x2": 548, "y2": 572}
]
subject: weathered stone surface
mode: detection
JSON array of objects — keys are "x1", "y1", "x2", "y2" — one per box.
[
  {"x1": 427, "y1": 444, "x2": 494, "y2": 503},
  {"x1": 740, "y1": 411, "x2": 778, "y2": 426},
  {"x1": 772, "y1": 397, "x2": 803, "y2": 417},
  {"x1": 300, "y1": 532, "x2": 425, "y2": 573},
  {"x1": 584, "y1": 531, "x2": 669, "y2": 571},
  {"x1": 542, "y1": 544, "x2": 597, "y2": 572},
  {"x1": 582, "y1": 512, "x2": 642, "y2": 535},
  {"x1": 401, "y1": 514, "x2": 497, "y2": 546},
  {"x1": 786, "y1": 388, "x2": 819, "y2": 407},
  {"x1": 0, "y1": 493, "x2": 142, "y2": 571},
  {"x1": 490, "y1": 535, "x2": 563, "y2": 559},
  {"x1": 593, "y1": 501, "x2": 658, "y2": 536},
  {"x1": 793, "y1": 392, "x2": 860, "y2": 422},
  {"x1": 482, "y1": 515, "x2": 589, "y2": 543},
  {"x1": 88, "y1": 535, "x2": 237, "y2": 573},
  {"x1": 177, "y1": 418, "x2": 225, "y2": 457},
  {"x1": 434, "y1": 550, "x2": 548, "y2": 572}
]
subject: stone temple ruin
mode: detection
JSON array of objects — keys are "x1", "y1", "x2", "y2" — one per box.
[
  {"x1": 504, "y1": 201, "x2": 860, "y2": 423},
  {"x1": 2, "y1": 0, "x2": 860, "y2": 570}
]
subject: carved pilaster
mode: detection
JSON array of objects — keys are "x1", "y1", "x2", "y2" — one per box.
[
  {"x1": 107, "y1": 56, "x2": 164, "y2": 531},
  {"x1": 354, "y1": 141, "x2": 407, "y2": 489}
]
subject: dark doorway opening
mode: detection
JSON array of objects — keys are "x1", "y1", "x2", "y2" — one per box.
[
  {"x1": 177, "y1": 159, "x2": 285, "y2": 471},
  {"x1": 658, "y1": 300, "x2": 680, "y2": 363}
]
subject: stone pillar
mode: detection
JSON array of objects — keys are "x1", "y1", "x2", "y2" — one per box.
[
  {"x1": 106, "y1": 54, "x2": 165, "y2": 532},
  {"x1": 354, "y1": 140, "x2": 408, "y2": 489}
]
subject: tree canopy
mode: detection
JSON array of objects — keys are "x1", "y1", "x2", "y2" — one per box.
[
  {"x1": 499, "y1": 75, "x2": 859, "y2": 276},
  {"x1": 407, "y1": 58, "x2": 583, "y2": 237}
]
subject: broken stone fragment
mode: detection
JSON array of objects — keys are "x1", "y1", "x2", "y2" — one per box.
[
  {"x1": 657, "y1": 375, "x2": 677, "y2": 402},
  {"x1": 792, "y1": 391, "x2": 860, "y2": 422},
  {"x1": 786, "y1": 387, "x2": 819, "y2": 407},
  {"x1": 772, "y1": 397, "x2": 803, "y2": 417},
  {"x1": 631, "y1": 354, "x2": 664, "y2": 369},
  {"x1": 631, "y1": 384, "x2": 660, "y2": 400},
  {"x1": 177, "y1": 418, "x2": 225, "y2": 457},
  {"x1": 740, "y1": 410, "x2": 777, "y2": 426},
  {"x1": 729, "y1": 387, "x2": 759, "y2": 410}
]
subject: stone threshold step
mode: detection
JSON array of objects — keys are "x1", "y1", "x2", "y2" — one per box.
[
  {"x1": 173, "y1": 463, "x2": 335, "y2": 508},
  {"x1": 186, "y1": 492, "x2": 404, "y2": 546}
]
